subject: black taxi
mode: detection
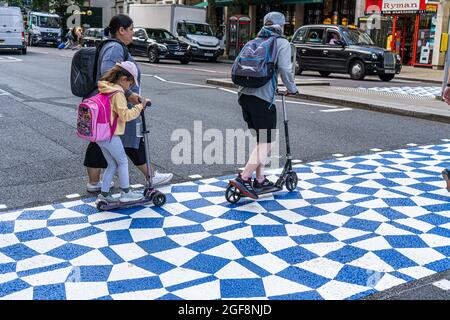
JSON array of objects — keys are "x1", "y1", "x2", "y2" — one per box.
[{"x1": 291, "y1": 25, "x2": 402, "y2": 81}]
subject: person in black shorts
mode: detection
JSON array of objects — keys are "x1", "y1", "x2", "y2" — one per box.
[{"x1": 232, "y1": 12, "x2": 298, "y2": 199}]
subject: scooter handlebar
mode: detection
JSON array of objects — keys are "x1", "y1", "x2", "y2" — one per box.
[
  {"x1": 276, "y1": 89, "x2": 297, "y2": 96},
  {"x1": 138, "y1": 97, "x2": 152, "y2": 108}
]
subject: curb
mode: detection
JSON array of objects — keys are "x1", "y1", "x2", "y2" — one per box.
[
  {"x1": 207, "y1": 79, "x2": 450, "y2": 124},
  {"x1": 206, "y1": 79, "x2": 331, "y2": 88}
]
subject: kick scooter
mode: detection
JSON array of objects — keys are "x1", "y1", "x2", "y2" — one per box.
[
  {"x1": 96, "y1": 100, "x2": 167, "y2": 211},
  {"x1": 225, "y1": 90, "x2": 299, "y2": 204}
]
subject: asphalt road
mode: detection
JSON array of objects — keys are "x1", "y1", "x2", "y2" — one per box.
[
  {"x1": 0, "y1": 46, "x2": 448, "y2": 212},
  {"x1": 1, "y1": 46, "x2": 450, "y2": 300}
]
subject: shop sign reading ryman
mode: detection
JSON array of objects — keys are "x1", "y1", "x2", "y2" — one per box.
[{"x1": 382, "y1": 0, "x2": 420, "y2": 11}]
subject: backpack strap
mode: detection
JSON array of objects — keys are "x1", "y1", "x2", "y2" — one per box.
[
  {"x1": 105, "y1": 91, "x2": 120, "y2": 140},
  {"x1": 93, "y1": 39, "x2": 129, "y2": 84}
]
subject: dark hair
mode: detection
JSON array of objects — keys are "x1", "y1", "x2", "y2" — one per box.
[
  {"x1": 104, "y1": 14, "x2": 133, "y2": 37},
  {"x1": 100, "y1": 65, "x2": 134, "y2": 84}
]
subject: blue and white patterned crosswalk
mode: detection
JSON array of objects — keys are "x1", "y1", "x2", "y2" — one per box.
[
  {"x1": 360, "y1": 86, "x2": 441, "y2": 97},
  {"x1": 1, "y1": 144, "x2": 450, "y2": 300}
]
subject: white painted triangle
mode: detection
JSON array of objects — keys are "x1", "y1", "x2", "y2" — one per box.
[
  {"x1": 70, "y1": 249, "x2": 113, "y2": 266},
  {"x1": 301, "y1": 241, "x2": 346, "y2": 257},
  {"x1": 194, "y1": 205, "x2": 229, "y2": 217},
  {"x1": 215, "y1": 260, "x2": 259, "y2": 279},
  {"x1": 285, "y1": 224, "x2": 323, "y2": 236},
  {"x1": 397, "y1": 248, "x2": 446, "y2": 266},
  {"x1": 47, "y1": 223, "x2": 92, "y2": 237},
  {"x1": 353, "y1": 209, "x2": 390, "y2": 222},
  {"x1": 22, "y1": 266, "x2": 73, "y2": 286},
  {"x1": 172, "y1": 279, "x2": 221, "y2": 300},
  {"x1": 16, "y1": 254, "x2": 67, "y2": 273},
  {"x1": 420, "y1": 233, "x2": 450, "y2": 247},
  {"x1": 202, "y1": 218, "x2": 241, "y2": 232},
  {"x1": 152, "y1": 247, "x2": 198, "y2": 266},
  {"x1": 351, "y1": 236, "x2": 392, "y2": 251},
  {"x1": 1, "y1": 288, "x2": 33, "y2": 300},
  {"x1": 72, "y1": 232, "x2": 109, "y2": 249},
  {"x1": 330, "y1": 227, "x2": 370, "y2": 241},
  {"x1": 215, "y1": 225, "x2": 254, "y2": 241},
  {"x1": 375, "y1": 223, "x2": 414, "y2": 236},
  {"x1": 0, "y1": 251, "x2": 14, "y2": 263},
  {"x1": 203, "y1": 241, "x2": 244, "y2": 260},
  {"x1": 108, "y1": 262, "x2": 156, "y2": 281},
  {"x1": 162, "y1": 203, "x2": 190, "y2": 215},
  {"x1": 263, "y1": 275, "x2": 311, "y2": 297},
  {"x1": 198, "y1": 184, "x2": 225, "y2": 193},
  {"x1": 88, "y1": 212, "x2": 127, "y2": 223},
  {"x1": 94, "y1": 219, "x2": 132, "y2": 231},
  {"x1": 48, "y1": 209, "x2": 86, "y2": 220},
  {"x1": 22, "y1": 237, "x2": 67, "y2": 254},
  {"x1": 315, "y1": 202, "x2": 350, "y2": 213},
  {"x1": 349, "y1": 252, "x2": 395, "y2": 273},
  {"x1": 14, "y1": 220, "x2": 47, "y2": 233},
  {"x1": 256, "y1": 236, "x2": 298, "y2": 253},
  {"x1": 171, "y1": 192, "x2": 202, "y2": 203},
  {"x1": 0, "y1": 211, "x2": 21, "y2": 222},
  {"x1": 245, "y1": 214, "x2": 282, "y2": 226},
  {"x1": 163, "y1": 216, "x2": 198, "y2": 228},
  {"x1": 168, "y1": 231, "x2": 210, "y2": 246},
  {"x1": 374, "y1": 273, "x2": 406, "y2": 291},
  {"x1": 129, "y1": 229, "x2": 166, "y2": 243},
  {"x1": 276, "y1": 200, "x2": 310, "y2": 210},
  {"x1": 65, "y1": 282, "x2": 110, "y2": 300},
  {"x1": 232, "y1": 202, "x2": 267, "y2": 214},
  {"x1": 159, "y1": 267, "x2": 210, "y2": 288}
]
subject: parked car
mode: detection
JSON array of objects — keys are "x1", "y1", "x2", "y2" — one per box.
[
  {"x1": 0, "y1": 6, "x2": 27, "y2": 54},
  {"x1": 130, "y1": 27, "x2": 192, "y2": 64},
  {"x1": 82, "y1": 28, "x2": 107, "y2": 47},
  {"x1": 291, "y1": 24, "x2": 402, "y2": 81}
]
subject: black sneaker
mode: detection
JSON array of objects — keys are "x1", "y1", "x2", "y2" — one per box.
[
  {"x1": 253, "y1": 177, "x2": 275, "y2": 192},
  {"x1": 230, "y1": 174, "x2": 258, "y2": 200}
]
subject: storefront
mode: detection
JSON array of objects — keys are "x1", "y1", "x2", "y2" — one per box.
[
  {"x1": 304, "y1": 0, "x2": 356, "y2": 26},
  {"x1": 364, "y1": 0, "x2": 439, "y2": 67}
]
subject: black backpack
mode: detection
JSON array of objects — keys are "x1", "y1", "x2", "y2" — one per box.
[{"x1": 70, "y1": 39, "x2": 129, "y2": 98}]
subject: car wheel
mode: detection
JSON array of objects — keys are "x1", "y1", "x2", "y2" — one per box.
[
  {"x1": 208, "y1": 57, "x2": 218, "y2": 62},
  {"x1": 379, "y1": 74, "x2": 395, "y2": 82},
  {"x1": 349, "y1": 60, "x2": 366, "y2": 80},
  {"x1": 295, "y1": 59, "x2": 303, "y2": 75},
  {"x1": 319, "y1": 71, "x2": 331, "y2": 77},
  {"x1": 180, "y1": 58, "x2": 190, "y2": 64},
  {"x1": 148, "y1": 47, "x2": 159, "y2": 63}
]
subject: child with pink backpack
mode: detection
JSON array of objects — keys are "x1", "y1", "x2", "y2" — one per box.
[{"x1": 77, "y1": 61, "x2": 149, "y2": 203}]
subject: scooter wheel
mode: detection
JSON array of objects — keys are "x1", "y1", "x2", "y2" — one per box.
[
  {"x1": 286, "y1": 172, "x2": 298, "y2": 192},
  {"x1": 96, "y1": 200, "x2": 107, "y2": 211},
  {"x1": 153, "y1": 193, "x2": 166, "y2": 207},
  {"x1": 144, "y1": 188, "x2": 154, "y2": 199},
  {"x1": 225, "y1": 184, "x2": 241, "y2": 204}
]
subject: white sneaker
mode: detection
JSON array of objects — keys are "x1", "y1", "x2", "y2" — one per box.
[
  {"x1": 119, "y1": 190, "x2": 143, "y2": 203},
  {"x1": 87, "y1": 181, "x2": 115, "y2": 193},
  {"x1": 152, "y1": 171, "x2": 173, "y2": 186}
]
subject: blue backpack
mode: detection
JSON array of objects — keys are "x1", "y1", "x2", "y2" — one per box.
[{"x1": 231, "y1": 34, "x2": 280, "y2": 88}]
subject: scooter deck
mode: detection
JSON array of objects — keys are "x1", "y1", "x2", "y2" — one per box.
[
  {"x1": 98, "y1": 198, "x2": 153, "y2": 211},
  {"x1": 254, "y1": 186, "x2": 284, "y2": 196}
]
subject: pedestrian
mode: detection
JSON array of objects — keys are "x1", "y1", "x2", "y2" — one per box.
[
  {"x1": 63, "y1": 28, "x2": 75, "y2": 49},
  {"x1": 84, "y1": 14, "x2": 173, "y2": 192},
  {"x1": 230, "y1": 12, "x2": 298, "y2": 199},
  {"x1": 441, "y1": 67, "x2": 450, "y2": 192},
  {"x1": 96, "y1": 62, "x2": 149, "y2": 203}
]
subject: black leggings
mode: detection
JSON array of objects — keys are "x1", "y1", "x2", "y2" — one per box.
[{"x1": 83, "y1": 139, "x2": 146, "y2": 168}]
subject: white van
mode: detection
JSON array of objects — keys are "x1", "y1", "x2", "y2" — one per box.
[{"x1": 0, "y1": 6, "x2": 26, "y2": 54}]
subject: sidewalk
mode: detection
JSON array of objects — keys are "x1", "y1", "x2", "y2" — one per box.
[
  {"x1": 1, "y1": 143, "x2": 450, "y2": 300},
  {"x1": 206, "y1": 78, "x2": 450, "y2": 123}
]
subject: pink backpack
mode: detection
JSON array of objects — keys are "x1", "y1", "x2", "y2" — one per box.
[{"x1": 76, "y1": 92, "x2": 118, "y2": 142}]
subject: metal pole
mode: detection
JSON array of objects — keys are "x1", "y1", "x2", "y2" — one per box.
[{"x1": 442, "y1": 16, "x2": 450, "y2": 99}]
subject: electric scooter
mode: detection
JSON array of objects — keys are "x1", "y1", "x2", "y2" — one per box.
[
  {"x1": 96, "y1": 100, "x2": 167, "y2": 211},
  {"x1": 225, "y1": 90, "x2": 299, "y2": 204}
]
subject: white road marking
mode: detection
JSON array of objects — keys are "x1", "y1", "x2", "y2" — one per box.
[
  {"x1": 319, "y1": 107, "x2": 353, "y2": 113},
  {"x1": 407, "y1": 143, "x2": 418, "y2": 147},
  {"x1": 189, "y1": 175, "x2": 203, "y2": 179},
  {"x1": 0, "y1": 88, "x2": 10, "y2": 96},
  {"x1": 65, "y1": 194, "x2": 81, "y2": 199},
  {"x1": 219, "y1": 88, "x2": 238, "y2": 94},
  {"x1": 441, "y1": 139, "x2": 450, "y2": 142},
  {"x1": 292, "y1": 159, "x2": 303, "y2": 163},
  {"x1": 433, "y1": 279, "x2": 450, "y2": 291},
  {"x1": 370, "y1": 148, "x2": 383, "y2": 152},
  {"x1": 143, "y1": 74, "x2": 342, "y2": 109},
  {"x1": 142, "y1": 63, "x2": 227, "y2": 74},
  {"x1": 333, "y1": 154, "x2": 344, "y2": 157},
  {"x1": 130, "y1": 184, "x2": 144, "y2": 189},
  {"x1": 0, "y1": 56, "x2": 22, "y2": 62},
  {"x1": 0, "y1": 204, "x2": 7, "y2": 210}
]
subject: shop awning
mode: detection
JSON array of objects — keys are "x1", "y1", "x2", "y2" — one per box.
[
  {"x1": 193, "y1": 1, "x2": 208, "y2": 7},
  {"x1": 215, "y1": 0, "x2": 323, "y2": 7}
]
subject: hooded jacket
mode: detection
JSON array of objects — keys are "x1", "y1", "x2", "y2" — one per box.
[
  {"x1": 239, "y1": 26, "x2": 298, "y2": 103},
  {"x1": 97, "y1": 81, "x2": 144, "y2": 136}
]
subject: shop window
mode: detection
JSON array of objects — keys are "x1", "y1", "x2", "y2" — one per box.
[
  {"x1": 415, "y1": 13, "x2": 437, "y2": 65},
  {"x1": 306, "y1": 28, "x2": 324, "y2": 43}
]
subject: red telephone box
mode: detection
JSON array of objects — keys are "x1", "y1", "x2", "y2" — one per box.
[{"x1": 227, "y1": 15, "x2": 251, "y2": 60}]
